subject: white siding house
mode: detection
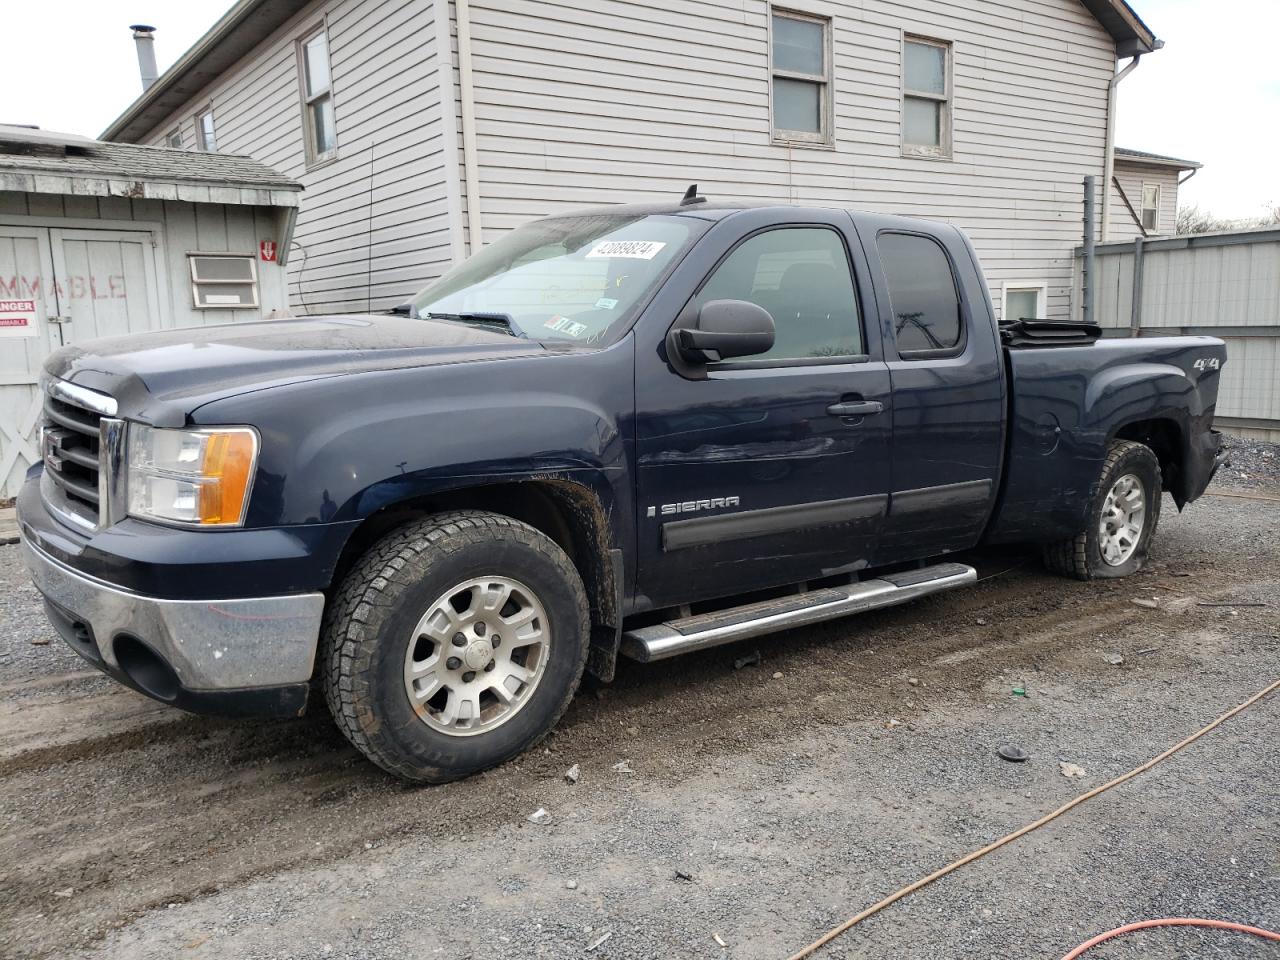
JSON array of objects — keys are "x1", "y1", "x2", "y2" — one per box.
[
  {"x1": 1107, "y1": 147, "x2": 1200, "y2": 240},
  {"x1": 102, "y1": 0, "x2": 1162, "y2": 325}
]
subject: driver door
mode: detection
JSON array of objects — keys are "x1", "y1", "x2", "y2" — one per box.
[{"x1": 632, "y1": 212, "x2": 893, "y2": 610}]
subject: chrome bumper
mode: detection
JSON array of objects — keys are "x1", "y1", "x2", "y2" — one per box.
[{"x1": 23, "y1": 538, "x2": 324, "y2": 691}]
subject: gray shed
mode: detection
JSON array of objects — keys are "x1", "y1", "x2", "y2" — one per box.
[{"x1": 0, "y1": 125, "x2": 302, "y2": 496}]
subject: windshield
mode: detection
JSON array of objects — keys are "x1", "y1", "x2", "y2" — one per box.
[{"x1": 409, "y1": 213, "x2": 701, "y2": 344}]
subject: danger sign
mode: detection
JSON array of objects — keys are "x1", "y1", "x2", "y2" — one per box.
[{"x1": 0, "y1": 299, "x2": 38, "y2": 339}]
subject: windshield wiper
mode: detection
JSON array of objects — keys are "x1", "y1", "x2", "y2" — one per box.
[{"x1": 427, "y1": 311, "x2": 525, "y2": 338}]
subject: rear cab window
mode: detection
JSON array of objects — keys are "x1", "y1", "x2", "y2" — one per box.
[{"x1": 876, "y1": 232, "x2": 966, "y2": 358}]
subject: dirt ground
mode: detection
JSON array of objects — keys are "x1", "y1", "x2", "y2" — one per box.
[{"x1": 0, "y1": 486, "x2": 1277, "y2": 960}]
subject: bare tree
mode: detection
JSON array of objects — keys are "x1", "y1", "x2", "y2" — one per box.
[{"x1": 1177, "y1": 202, "x2": 1280, "y2": 235}]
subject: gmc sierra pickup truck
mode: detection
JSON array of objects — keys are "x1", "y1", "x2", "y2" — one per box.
[{"x1": 18, "y1": 194, "x2": 1227, "y2": 782}]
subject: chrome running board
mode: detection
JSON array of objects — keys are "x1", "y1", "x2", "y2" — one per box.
[{"x1": 620, "y1": 562, "x2": 976, "y2": 663}]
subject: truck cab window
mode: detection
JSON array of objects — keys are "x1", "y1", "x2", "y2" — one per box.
[
  {"x1": 693, "y1": 227, "x2": 863, "y2": 361},
  {"x1": 877, "y1": 232, "x2": 963, "y2": 355}
]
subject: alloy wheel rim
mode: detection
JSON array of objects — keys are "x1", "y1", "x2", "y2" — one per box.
[
  {"x1": 402, "y1": 576, "x2": 550, "y2": 736},
  {"x1": 1098, "y1": 473, "x2": 1146, "y2": 566}
]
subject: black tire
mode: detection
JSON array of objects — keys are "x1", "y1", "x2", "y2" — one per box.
[
  {"x1": 322, "y1": 511, "x2": 590, "y2": 783},
  {"x1": 1042, "y1": 439, "x2": 1162, "y2": 581}
]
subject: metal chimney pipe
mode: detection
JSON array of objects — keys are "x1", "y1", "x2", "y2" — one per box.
[{"x1": 130, "y1": 25, "x2": 159, "y2": 91}]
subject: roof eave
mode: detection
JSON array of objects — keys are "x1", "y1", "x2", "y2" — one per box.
[
  {"x1": 1079, "y1": 0, "x2": 1160, "y2": 57},
  {"x1": 100, "y1": 0, "x2": 312, "y2": 142}
]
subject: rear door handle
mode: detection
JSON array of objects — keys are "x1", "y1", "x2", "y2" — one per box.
[{"x1": 827, "y1": 400, "x2": 884, "y2": 418}]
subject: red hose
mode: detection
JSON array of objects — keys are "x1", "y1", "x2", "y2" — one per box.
[{"x1": 1060, "y1": 918, "x2": 1280, "y2": 959}]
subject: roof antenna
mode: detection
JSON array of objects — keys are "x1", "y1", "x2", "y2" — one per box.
[{"x1": 680, "y1": 183, "x2": 707, "y2": 206}]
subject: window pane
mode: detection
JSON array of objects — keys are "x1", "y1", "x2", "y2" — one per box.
[
  {"x1": 194, "y1": 283, "x2": 257, "y2": 308},
  {"x1": 903, "y1": 96, "x2": 939, "y2": 146},
  {"x1": 1006, "y1": 289, "x2": 1040, "y2": 322},
  {"x1": 311, "y1": 96, "x2": 336, "y2": 154},
  {"x1": 199, "y1": 112, "x2": 217, "y2": 152},
  {"x1": 695, "y1": 227, "x2": 863, "y2": 360},
  {"x1": 773, "y1": 15, "x2": 824, "y2": 76},
  {"x1": 877, "y1": 233, "x2": 962, "y2": 353},
  {"x1": 773, "y1": 77, "x2": 821, "y2": 133},
  {"x1": 190, "y1": 256, "x2": 255, "y2": 282},
  {"x1": 905, "y1": 41, "x2": 946, "y2": 94},
  {"x1": 1142, "y1": 184, "x2": 1158, "y2": 209},
  {"x1": 165, "y1": 129, "x2": 182, "y2": 149},
  {"x1": 304, "y1": 32, "x2": 330, "y2": 95}
]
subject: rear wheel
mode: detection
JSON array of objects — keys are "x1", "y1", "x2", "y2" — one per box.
[
  {"x1": 1042, "y1": 440, "x2": 1162, "y2": 581},
  {"x1": 322, "y1": 511, "x2": 590, "y2": 783}
]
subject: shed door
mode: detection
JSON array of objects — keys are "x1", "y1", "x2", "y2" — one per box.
[
  {"x1": 49, "y1": 228, "x2": 166, "y2": 342},
  {"x1": 0, "y1": 226, "x2": 60, "y2": 496},
  {"x1": 0, "y1": 225, "x2": 167, "y2": 496}
]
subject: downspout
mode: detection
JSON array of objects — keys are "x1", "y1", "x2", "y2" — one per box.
[
  {"x1": 1100, "y1": 55, "x2": 1141, "y2": 243},
  {"x1": 455, "y1": 0, "x2": 483, "y2": 253},
  {"x1": 433, "y1": 0, "x2": 466, "y2": 264}
]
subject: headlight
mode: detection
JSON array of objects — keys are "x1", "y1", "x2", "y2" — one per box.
[{"x1": 127, "y1": 424, "x2": 259, "y2": 527}]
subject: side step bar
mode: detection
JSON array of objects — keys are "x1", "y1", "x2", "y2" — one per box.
[{"x1": 620, "y1": 562, "x2": 976, "y2": 663}]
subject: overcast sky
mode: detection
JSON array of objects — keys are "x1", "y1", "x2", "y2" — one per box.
[{"x1": 2, "y1": 0, "x2": 1274, "y2": 219}]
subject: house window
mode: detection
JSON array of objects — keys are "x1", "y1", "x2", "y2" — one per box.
[
  {"x1": 770, "y1": 10, "x2": 832, "y2": 145},
  {"x1": 299, "y1": 27, "x2": 336, "y2": 163},
  {"x1": 189, "y1": 255, "x2": 259, "y2": 309},
  {"x1": 165, "y1": 128, "x2": 183, "y2": 149},
  {"x1": 877, "y1": 232, "x2": 964, "y2": 356},
  {"x1": 902, "y1": 37, "x2": 951, "y2": 157},
  {"x1": 195, "y1": 109, "x2": 217, "y2": 152},
  {"x1": 1003, "y1": 284, "x2": 1046, "y2": 323},
  {"x1": 1141, "y1": 183, "x2": 1160, "y2": 232}
]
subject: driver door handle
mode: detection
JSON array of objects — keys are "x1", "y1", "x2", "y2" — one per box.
[{"x1": 827, "y1": 400, "x2": 884, "y2": 418}]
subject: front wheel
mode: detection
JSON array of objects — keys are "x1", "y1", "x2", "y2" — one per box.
[
  {"x1": 1042, "y1": 440, "x2": 1162, "y2": 581},
  {"x1": 322, "y1": 511, "x2": 590, "y2": 783}
]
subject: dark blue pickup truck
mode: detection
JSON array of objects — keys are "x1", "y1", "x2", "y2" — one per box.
[{"x1": 18, "y1": 196, "x2": 1226, "y2": 782}]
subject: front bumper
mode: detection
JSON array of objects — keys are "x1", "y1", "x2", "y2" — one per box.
[{"x1": 23, "y1": 536, "x2": 324, "y2": 717}]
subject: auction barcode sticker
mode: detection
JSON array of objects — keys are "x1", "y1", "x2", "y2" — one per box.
[{"x1": 585, "y1": 240, "x2": 667, "y2": 260}]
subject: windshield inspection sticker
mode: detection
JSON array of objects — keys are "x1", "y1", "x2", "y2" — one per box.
[
  {"x1": 594, "y1": 297, "x2": 620, "y2": 310},
  {"x1": 544, "y1": 315, "x2": 589, "y2": 337},
  {"x1": 585, "y1": 240, "x2": 667, "y2": 260}
]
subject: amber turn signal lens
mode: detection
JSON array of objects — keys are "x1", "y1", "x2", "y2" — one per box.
[{"x1": 197, "y1": 430, "x2": 257, "y2": 524}]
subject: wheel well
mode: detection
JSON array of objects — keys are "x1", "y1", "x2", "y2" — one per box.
[
  {"x1": 1114, "y1": 418, "x2": 1184, "y2": 500},
  {"x1": 329, "y1": 480, "x2": 622, "y2": 677}
]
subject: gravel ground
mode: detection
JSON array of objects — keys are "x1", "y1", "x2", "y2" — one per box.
[
  {"x1": 0, "y1": 490, "x2": 1277, "y2": 960},
  {"x1": 1216, "y1": 437, "x2": 1280, "y2": 492}
]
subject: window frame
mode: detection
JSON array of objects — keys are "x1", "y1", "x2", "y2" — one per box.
[
  {"x1": 876, "y1": 229, "x2": 968, "y2": 361},
  {"x1": 194, "y1": 107, "x2": 217, "y2": 152},
  {"x1": 1002, "y1": 281, "x2": 1047, "y2": 323},
  {"x1": 1141, "y1": 182, "x2": 1161, "y2": 232},
  {"x1": 768, "y1": 8, "x2": 835, "y2": 148},
  {"x1": 900, "y1": 34, "x2": 953, "y2": 159},
  {"x1": 164, "y1": 127, "x2": 183, "y2": 149},
  {"x1": 672, "y1": 223, "x2": 870, "y2": 374},
  {"x1": 296, "y1": 23, "x2": 337, "y2": 167},
  {"x1": 188, "y1": 253, "x2": 260, "y2": 310}
]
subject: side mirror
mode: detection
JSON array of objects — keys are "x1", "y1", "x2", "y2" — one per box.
[{"x1": 672, "y1": 299, "x2": 775, "y2": 364}]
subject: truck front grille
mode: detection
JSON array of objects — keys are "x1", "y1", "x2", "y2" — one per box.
[
  {"x1": 39, "y1": 379, "x2": 120, "y2": 533},
  {"x1": 43, "y1": 394, "x2": 103, "y2": 512}
]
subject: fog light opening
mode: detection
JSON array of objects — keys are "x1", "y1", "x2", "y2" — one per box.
[{"x1": 113, "y1": 635, "x2": 180, "y2": 701}]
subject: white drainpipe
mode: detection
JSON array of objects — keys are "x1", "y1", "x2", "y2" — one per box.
[
  {"x1": 1100, "y1": 56, "x2": 1141, "y2": 243},
  {"x1": 456, "y1": 0, "x2": 483, "y2": 253}
]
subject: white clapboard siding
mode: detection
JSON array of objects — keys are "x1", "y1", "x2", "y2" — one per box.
[
  {"x1": 122, "y1": 0, "x2": 1127, "y2": 322},
  {"x1": 136, "y1": 0, "x2": 455, "y2": 315},
  {"x1": 464, "y1": 0, "x2": 1117, "y2": 321}
]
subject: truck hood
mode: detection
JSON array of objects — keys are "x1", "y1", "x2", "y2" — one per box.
[{"x1": 45, "y1": 314, "x2": 553, "y2": 427}]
